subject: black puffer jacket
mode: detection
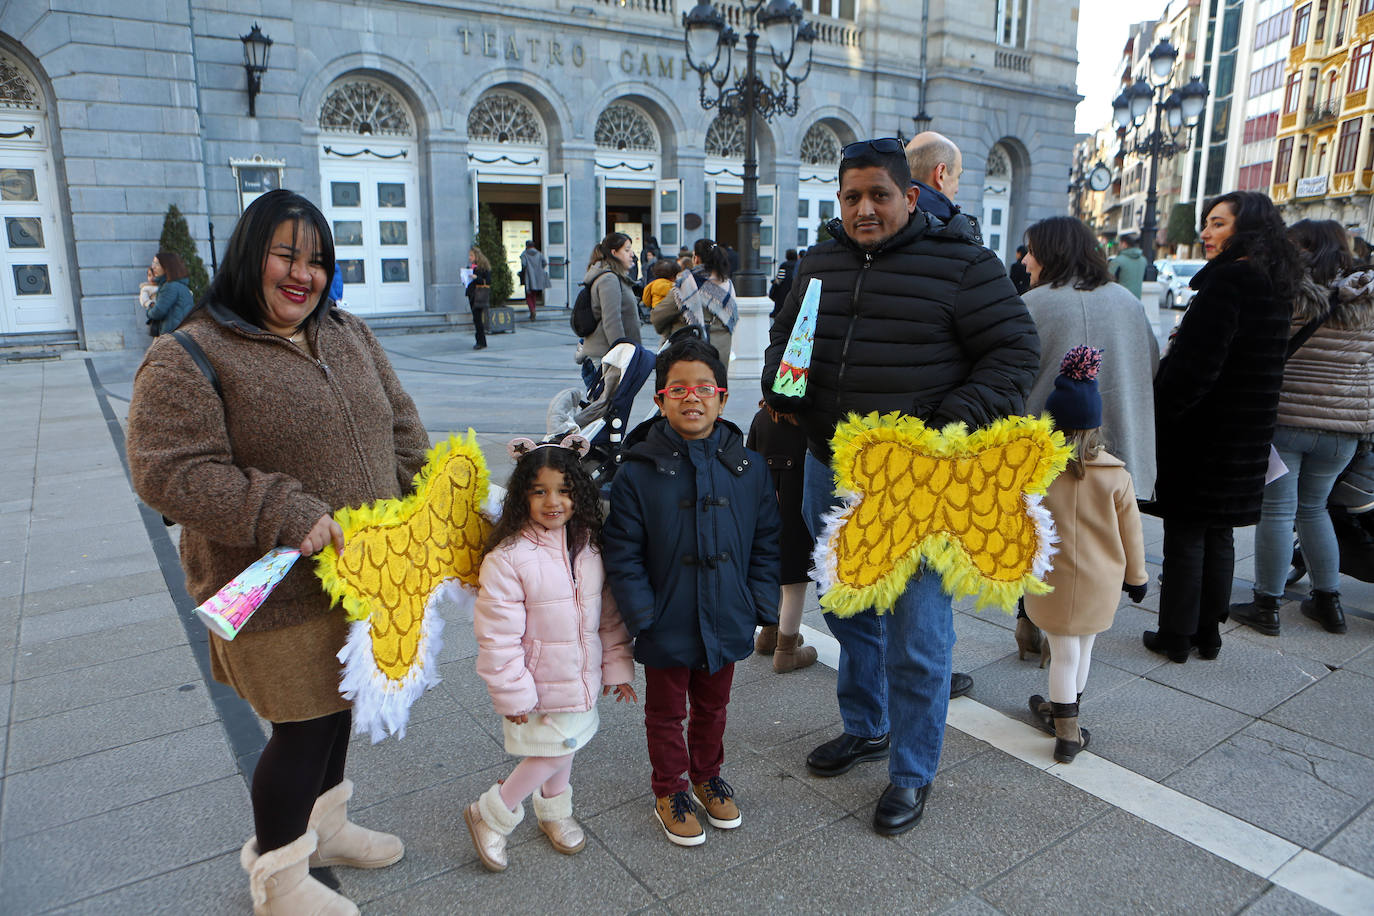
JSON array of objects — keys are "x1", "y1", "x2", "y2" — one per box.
[
  {"x1": 1153, "y1": 258, "x2": 1291, "y2": 525},
  {"x1": 761, "y1": 211, "x2": 1040, "y2": 463}
]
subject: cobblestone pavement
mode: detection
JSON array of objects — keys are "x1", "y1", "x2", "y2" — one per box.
[{"x1": 1, "y1": 317, "x2": 1372, "y2": 914}]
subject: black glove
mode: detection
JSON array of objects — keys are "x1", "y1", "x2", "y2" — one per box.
[{"x1": 1124, "y1": 580, "x2": 1148, "y2": 603}]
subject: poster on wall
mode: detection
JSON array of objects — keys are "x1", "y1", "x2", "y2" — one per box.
[{"x1": 501, "y1": 220, "x2": 533, "y2": 300}]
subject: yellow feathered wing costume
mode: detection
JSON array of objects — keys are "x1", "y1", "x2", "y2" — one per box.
[
  {"x1": 814, "y1": 412, "x2": 1072, "y2": 616},
  {"x1": 316, "y1": 431, "x2": 492, "y2": 742}
]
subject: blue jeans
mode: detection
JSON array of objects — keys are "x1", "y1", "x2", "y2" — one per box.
[
  {"x1": 1254, "y1": 426, "x2": 1359, "y2": 596},
  {"x1": 802, "y1": 452, "x2": 954, "y2": 789}
]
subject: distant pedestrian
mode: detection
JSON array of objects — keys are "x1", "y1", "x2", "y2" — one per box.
[
  {"x1": 1025, "y1": 346, "x2": 1148, "y2": 764},
  {"x1": 144, "y1": 251, "x2": 196, "y2": 336},
  {"x1": 768, "y1": 248, "x2": 799, "y2": 318},
  {"x1": 1009, "y1": 244, "x2": 1031, "y2": 294},
  {"x1": 582, "y1": 232, "x2": 642, "y2": 364},
  {"x1": 904, "y1": 131, "x2": 964, "y2": 222},
  {"x1": 1108, "y1": 234, "x2": 1146, "y2": 299},
  {"x1": 127, "y1": 189, "x2": 427, "y2": 914},
  {"x1": 464, "y1": 440, "x2": 636, "y2": 872},
  {"x1": 652, "y1": 237, "x2": 736, "y2": 373},
  {"x1": 467, "y1": 246, "x2": 492, "y2": 350},
  {"x1": 519, "y1": 239, "x2": 550, "y2": 322}
]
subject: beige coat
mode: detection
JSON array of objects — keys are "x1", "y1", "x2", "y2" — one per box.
[{"x1": 1025, "y1": 451, "x2": 1148, "y2": 636}]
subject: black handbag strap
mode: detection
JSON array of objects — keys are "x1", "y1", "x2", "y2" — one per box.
[
  {"x1": 1287, "y1": 287, "x2": 1342, "y2": 360},
  {"x1": 171, "y1": 329, "x2": 222, "y2": 398}
]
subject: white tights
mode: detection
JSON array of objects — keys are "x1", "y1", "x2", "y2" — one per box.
[
  {"x1": 1045, "y1": 633, "x2": 1097, "y2": 705},
  {"x1": 498, "y1": 753, "x2": 574, "y2": 811}
]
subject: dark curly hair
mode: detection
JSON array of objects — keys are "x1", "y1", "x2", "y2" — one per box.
[
  {"x1": 483, "y1": 444, "x2": 603, "y2": 556},
  {"x1": 1201, "y1": 191, "x2": 1301, "y2": 302},
  {"x1": 1288, "y1": 218, "x2": 1353, "y2": 286}
]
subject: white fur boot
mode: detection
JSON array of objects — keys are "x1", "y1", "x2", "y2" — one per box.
[
  {"x1": 240, "y1": 831, "x2": 359, "y2": 916},
  {"x1": 532, "y1": 786, "x2": 585, "y2": 855},
  {"x1": 465, "y1": 783, "x2": 524, "y2": 872}
]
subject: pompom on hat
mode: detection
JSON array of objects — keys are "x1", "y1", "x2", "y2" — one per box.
[{"x1": 1044, "y1": 346, "x2": 1103, "y2": 431}]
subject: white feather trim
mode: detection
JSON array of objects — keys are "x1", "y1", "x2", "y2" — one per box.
[
  {"x1": 1025, "y1": 492, "x2": 1059, "y2": 581},
  {"x1": 337, "y1": 580, "x2": 451, "y2": 743},
  {"x1": 809, "y1": 486, "x2": 860, "y2": 594},
  {"x1": 482, "y1": 484, "x2": 506, "y2": 521}
]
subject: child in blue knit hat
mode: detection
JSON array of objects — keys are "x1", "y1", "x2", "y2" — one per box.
[{"x1": 1026, "y1": 346, "x2": 1149, "y2": 763}]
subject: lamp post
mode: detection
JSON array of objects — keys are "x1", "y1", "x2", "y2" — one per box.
[
  {"x1": 241, "y1": 23, "x2": 273, "y2": 118},
  {"x1": 1111, "y1": 37, "x2": 1207, "y2": 280},
  {"x1": 683, "y1": 0, "x2": 814, "y2": 297}
]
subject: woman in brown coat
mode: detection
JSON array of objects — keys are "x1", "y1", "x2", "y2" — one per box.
[
  {"x1": 127, "y1": 190, "x2": 430, "y2": 915},
  {"x1": 1025, "y1": 347, "x2": 1148, "y2": 764}
]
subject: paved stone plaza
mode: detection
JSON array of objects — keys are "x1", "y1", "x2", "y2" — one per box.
[{"x1": 1, "y1": 320, "x2": 1373, "y2": 914}]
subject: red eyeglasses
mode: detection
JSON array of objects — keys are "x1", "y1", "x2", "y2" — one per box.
[{"x1": 656, "y1": 384, "x2": 727, "y2": 400}]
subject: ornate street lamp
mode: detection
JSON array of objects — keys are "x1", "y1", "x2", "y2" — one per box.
[
  {"x1": 1111, "y1": 36, "x2": 1207, "y2": 280},
  {"x1": 241, "y1": 23, "x2": 273, "y2": 118},
  {"x1": 683, "y1": 0, "x2": 814, "y2": 297}
]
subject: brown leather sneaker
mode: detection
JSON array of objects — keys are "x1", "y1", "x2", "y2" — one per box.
[
  {"x1": 692, "y1": 776, "x2": 741, "y2": 829},
  {"x1": 654, "y1": 792, "x2": 706, "y2": 847}
]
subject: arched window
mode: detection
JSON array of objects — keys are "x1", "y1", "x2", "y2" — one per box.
[
  {"x1": 705, "y1": 114, "x2": 745, "y2": 158},
  {"x1": 319, "y1": 78, "x2": 413, "y2": 136},
  {"x1": 595, "y1": 102, "x2": 659, "y2": 152},
  {"x1": 468, "y1": 92, "x2": 545, "y2": 144},
  {"x1": 986, "y1": 146, "x2": 1011, "y2": 179},
  {"x1": 0, "y1": 57, "x2": 39, "y2": 110},
  {"x1": 800, "y1": 122, "x2": 842, "y2": 166}
]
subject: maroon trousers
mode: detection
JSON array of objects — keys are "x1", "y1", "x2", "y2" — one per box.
[{"x1": 643, "y1": 663, "x2": 735, "y2": 797}]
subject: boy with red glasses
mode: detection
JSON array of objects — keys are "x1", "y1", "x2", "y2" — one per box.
[{"x1": 602, "y1": 335, "x2": 781, "y2": 847}]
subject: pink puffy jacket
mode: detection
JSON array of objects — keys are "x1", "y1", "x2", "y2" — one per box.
[{"x1": 474, "y1": 525, "x2": 634, "y2": 717}]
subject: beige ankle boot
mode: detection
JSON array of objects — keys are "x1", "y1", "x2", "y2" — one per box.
[
  {"x1": 532, "y1": 786, "x2": 585, "y2": 854},
  {"x1": 465, "y1": 783, "x2": 524, "y2": 872},
  {"x1": 241, "y1": 831, "x2": 359, "y2": 916},
  {"x1": 755, "y1": 625, "x2": 779, "y2": 655},
  {"x1": 773, "y1": 631, "x2": 817, "y2": 672},
  {"x1": 309, "y1": 779, "x2": 404, "y2": 869}
]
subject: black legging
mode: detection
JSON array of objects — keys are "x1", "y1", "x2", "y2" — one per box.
[{"x1": 251, "y1": 709, "x2": 352, "y2": 852}]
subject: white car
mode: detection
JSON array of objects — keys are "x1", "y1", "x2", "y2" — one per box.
[{"x1": 1157, "y1": 259, "x2": 1206, "y2": 310}]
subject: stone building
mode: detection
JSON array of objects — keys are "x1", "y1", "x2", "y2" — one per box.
[{"x1": 0, "y1": 0, "x2": 1078, "y2": 351}]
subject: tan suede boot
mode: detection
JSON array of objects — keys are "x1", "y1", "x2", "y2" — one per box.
[
  {"x1": 532, "y1": 786, "x2": 585, "y2": 854},
  {"x1": 241, "y1": 831, "x2": 359, "y2": 916},
  {"x1": 1015, "y1": 615, "x2": 1042, "y2": 661},
  {"x1": 308, "y1": 779, "x2": 404, "y2": 869},
  {"x1": 1050, "y1": 701, "x2": 1091, "y2": 764},
  {"x1": 773, "y1": 631, "x2": 817, "y2": 672},
  {"x1": 755, "y1": 625, "x2": 779, "y2": 655}
]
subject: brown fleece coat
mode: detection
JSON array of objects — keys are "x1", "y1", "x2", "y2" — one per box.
[
  {"x1": 1025, "y1": 451, "x2": 1148, "y2": 637},
  {"x1": 127, "y1": 301, "x2": 430, "y2": 633}
]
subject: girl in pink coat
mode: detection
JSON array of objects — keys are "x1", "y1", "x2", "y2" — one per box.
[{"x1": 465, "y1": 437, "x2": 637, "y2": 872}]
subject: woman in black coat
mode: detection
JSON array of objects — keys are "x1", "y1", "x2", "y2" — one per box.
[
  {"x1": 1146, "y1": 191, "x2": 1301, "y2": 662},
  {"x1": 465, "y1": 246, "x2": 492, "y2": 350}
]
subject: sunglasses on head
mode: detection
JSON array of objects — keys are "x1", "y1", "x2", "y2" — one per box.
[{"x1": 841, "y1": 138, "x2": 904, "y2": 159}]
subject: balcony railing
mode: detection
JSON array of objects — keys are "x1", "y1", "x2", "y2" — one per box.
[
  {"x1": 593, "y1": 0, "x2": 675, "y2": 14},
  {"x1": 1306, "y1": 99, "x2": 1342, "y2": 127},
  {"x1": 714, "y1": 4, "x2": 862, "y2": 47},
  {"x1": 995, "y1": 49, "x2": 1032, "y2": 72}
]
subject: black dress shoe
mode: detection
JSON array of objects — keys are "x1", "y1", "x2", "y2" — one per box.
[
  {"x1": 1143, "y1": 629, "x2": 1189, "y2": 664},
  {"x1": 949, "y1": 672, "x2": 973, "y2": 699},
  {"x1": 873, "y1": 782, "x2": 929, "y2": 836},
  {"x1": 806, "y1": 733, "x2": 889, "y2": 777}
]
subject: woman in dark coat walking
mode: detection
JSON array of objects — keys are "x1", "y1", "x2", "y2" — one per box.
[{"x1": 1146, "y1": 191, "x2": 1301, "y2": 662}]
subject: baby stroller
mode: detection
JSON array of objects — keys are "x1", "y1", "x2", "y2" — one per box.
[{"x1": 546, "y1": 338, "x2": 656, "y2": 488}]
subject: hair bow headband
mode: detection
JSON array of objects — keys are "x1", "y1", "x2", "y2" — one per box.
[{"x1": 506, "y1": 435, "x2": 591, "y2": 461}]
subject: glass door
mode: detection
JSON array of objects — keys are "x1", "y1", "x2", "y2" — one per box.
[
  {"x1": 540, "y1": 174, "x2": 569, "y2": 309},
  {"x1": 0, "y1": 142, "x2": 73, "y2": 334},
  {"x1": 321, "y1": 158, "x2": 424, "y2": 315},
  {"x1": 653, "y1": 178, "x2": 683, "y2": 253}
]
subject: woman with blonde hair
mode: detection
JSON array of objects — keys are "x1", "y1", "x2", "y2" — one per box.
[{"x1": 467, "y1": 246, "x2": 492, "y2": 350}]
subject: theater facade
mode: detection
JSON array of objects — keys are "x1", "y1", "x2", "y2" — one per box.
[{"x1": 0, "y1": 1, "x2": 1078, "y2": 350}]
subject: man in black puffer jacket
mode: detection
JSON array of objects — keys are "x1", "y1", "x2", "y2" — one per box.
[{"x1": 761, "y1": 139, "x2": 1039, "y2": 836}]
